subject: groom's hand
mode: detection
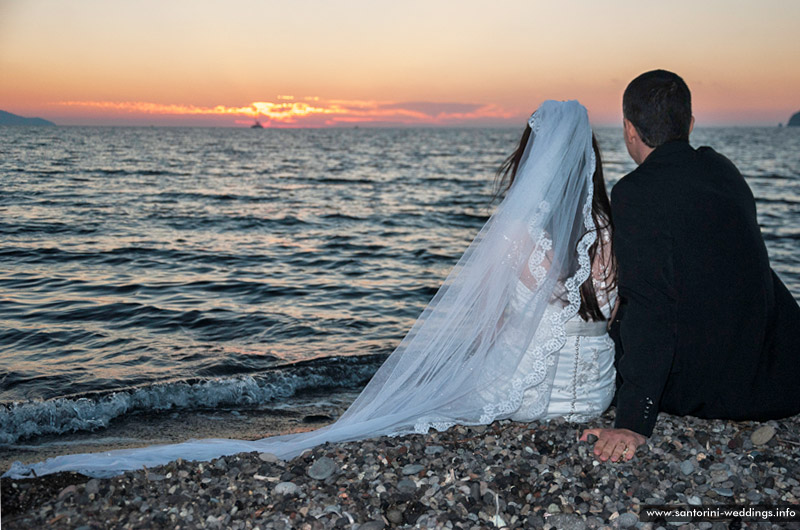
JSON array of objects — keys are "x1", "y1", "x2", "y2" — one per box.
[{"x1": 579, "y1": 428, "x2": 646, "y2": 462}]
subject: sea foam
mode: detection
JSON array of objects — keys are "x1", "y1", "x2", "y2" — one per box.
[{"x1": 0, "y1": 354, "x2": 383, "y2": 444}]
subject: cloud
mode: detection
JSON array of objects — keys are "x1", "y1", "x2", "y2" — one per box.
[
  {"x1": 380, "y1": 101, "x2": 483, "y2": 116},
  {"x1": 55, "y1": 97, "x2": 519, "y2": 126}
]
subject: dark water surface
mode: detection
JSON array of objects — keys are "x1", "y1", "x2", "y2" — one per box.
[{"x1": 1, "y1": 126, "x2": 798, "y2": 444}]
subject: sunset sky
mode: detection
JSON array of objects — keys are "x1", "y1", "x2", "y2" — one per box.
[{"x1": 1, "y1": 0, "x2": 798, "y2": 127}]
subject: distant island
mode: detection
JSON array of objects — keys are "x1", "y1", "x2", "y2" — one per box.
[
  {"x1": 788, "y1": 111, "x2": 800, "y2": 127},
  {"x1": 0, "y1": 110, "x2": 56, "y2": 126}
]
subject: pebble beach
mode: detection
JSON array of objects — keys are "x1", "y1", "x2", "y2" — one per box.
[{"x1": 3, "y1": 409, "x2": 800, "y2": 529}]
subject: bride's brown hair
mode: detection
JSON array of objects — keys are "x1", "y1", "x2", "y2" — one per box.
[{"x1": 494, "y1": 126, "x2": 616, "y2": 321}]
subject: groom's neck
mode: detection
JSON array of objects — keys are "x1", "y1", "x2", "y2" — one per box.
[
  {"x1": 623, "y1": 118, "x2": 655, "y2": 165},
  {"x1": 634, "y1": 145, "x2": 655, "y2": 165}
]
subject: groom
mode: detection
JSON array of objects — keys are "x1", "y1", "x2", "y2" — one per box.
[{"x1": 581, "y1": 69, "x2": 800, "y2": 462}]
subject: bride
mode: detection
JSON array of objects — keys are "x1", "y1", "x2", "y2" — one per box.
[{"x1": 5, "y1": 100, "x2": 617, "y2": 479}]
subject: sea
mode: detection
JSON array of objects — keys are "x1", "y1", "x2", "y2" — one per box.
[{"x1": 1, "y1": 125, "x2": 798, "y2": 455}]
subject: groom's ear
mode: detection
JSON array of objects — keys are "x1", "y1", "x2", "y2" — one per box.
[
  {"x1": 689, "y1": 116, "x2": 695, "y2": 135},
  {"x1": 623, "y1": 118, "x2": 638, "y2": 143}
]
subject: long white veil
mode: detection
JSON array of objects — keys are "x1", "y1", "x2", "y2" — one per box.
[{"x1": 4, "y1": 100, "x2": 597, "y2": 479}]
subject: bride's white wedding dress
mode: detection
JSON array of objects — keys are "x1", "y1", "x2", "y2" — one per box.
[
  {"x1": 5, "y1": 99, "x2": 611, "y2": 479},
  {"x1": 498, "y1": 228, "x2": 616, "y2": 424}
]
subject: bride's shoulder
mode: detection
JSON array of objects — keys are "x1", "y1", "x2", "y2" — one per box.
[{"x1": 500, "y1": 218, "x2": 535, "y2": 243}]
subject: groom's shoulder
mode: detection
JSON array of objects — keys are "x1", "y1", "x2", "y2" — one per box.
[
  {"x1": 614, "y1": 142, "x2": 740, "y2": 200},
  {"x1": 695, "y1": 145, "x2": 742, "y2": 175},
  {"x1": 612, "y1": 164, "x2": 664, "y2": 202}
]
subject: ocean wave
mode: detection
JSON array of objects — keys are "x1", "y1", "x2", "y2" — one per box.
[
  {"x1": 93, "y1": 168, "x2": 190, "y2": 177},
  {"x1": 0, "y1": 354, "x2": 384, "y2": 445},
  {"x1": 0, "y1": 221, "x2": 99, "y2": 236},
  {"x1": 755, "y1": 196, "x2": 800, "y2": 206},
  {"x1": 0, "y1": 246, "x2": 260, "y2": 268},
  {"x1": 147, "y1": 191, "x2": 265, "y2": 203}
]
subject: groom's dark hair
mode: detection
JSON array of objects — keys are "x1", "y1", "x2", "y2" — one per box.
[{"x1": 623, "y1": 69, "x2": 692, "y2": 148}]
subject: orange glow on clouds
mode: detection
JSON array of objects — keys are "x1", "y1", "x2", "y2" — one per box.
[{"x1": 54, "y1": 98, "x2": 518, "y2": 127}]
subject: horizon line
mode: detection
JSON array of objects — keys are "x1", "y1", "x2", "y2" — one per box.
[{"x1": 3, "y1": 122, "x2": 794, "y2": 129}]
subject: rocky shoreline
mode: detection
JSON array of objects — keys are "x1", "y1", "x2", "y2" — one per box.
[{"x1": 2, "y1": 409, "x2": 800, "y2": 529}]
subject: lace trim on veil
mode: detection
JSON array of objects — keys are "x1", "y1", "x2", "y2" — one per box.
[{"x1": 412, "y1": 148, "x2": 597, "y2": 434}]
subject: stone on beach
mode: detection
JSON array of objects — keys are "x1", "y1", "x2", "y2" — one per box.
[
  {"x1": 424, "y1": 444, "x2": 444, "y2": 455},
  {"x1": 401, "y1": 464, "x2": 425, "y2": 475},
  {"x1": 615, "y1": 511, "x2": 639, "y2": 528},
  {"x1": 273, "y1": 481, "x2": 302, "y2": 495},
  {"x1": 306, "y1": 456, "x2": 339, "y2": 480},
  {"x1": 750, "y1": 424, "x2": 776, "y2": 445},
  {"x1": 84, "y1": 479, "x2": 100, "y2": 495},
  {"x1": 396, "y1": 478, "x2": 417, "y2": 493}
]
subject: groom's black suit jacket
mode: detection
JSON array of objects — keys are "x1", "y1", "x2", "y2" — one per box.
[{"x1": 609, "y1": 140, "x2": 800, "y2": 437}]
